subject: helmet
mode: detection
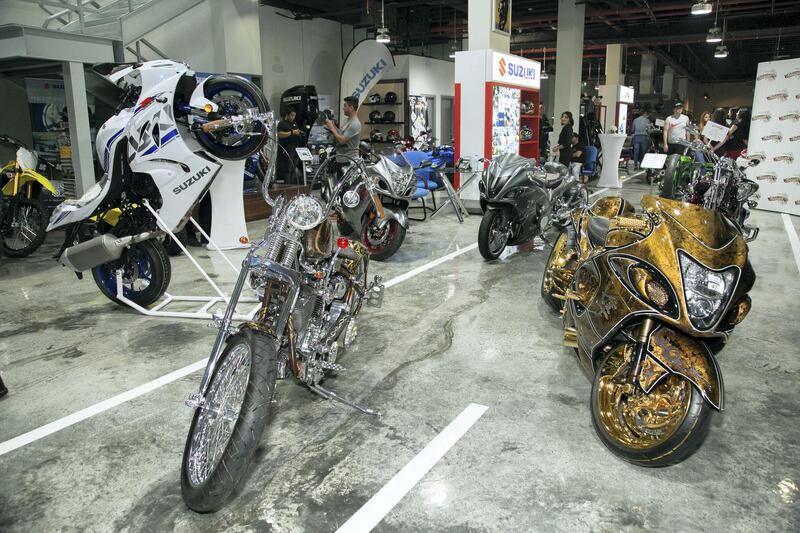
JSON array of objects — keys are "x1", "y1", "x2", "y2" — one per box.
[
  {"x1": 368, "y1": 110, "x2": 382, "y2": 123},
  {"x1": 521, "y1": 100, "x2": 535, "y2": 115},
  {"x1": 382, "y1": 110, "x2": 396, "y2": 123},
  {"x1": 386, "y1": 129, "x2": 400, "y2": 142},
  {"x1": 370, "y1": 129, "x2": 383, "y2": 142},
  {"x1": 521, "y1": 125, "x2": 534, "y2": 141},
  {"x1": 384, "y1": 91, "x2": 398, "y2": 104},
  {"x1": 369, "y1": 93, "x2": 381, "y2": 104}
]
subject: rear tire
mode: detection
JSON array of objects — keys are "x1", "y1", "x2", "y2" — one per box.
[
  {"x1": 478, "y1": 209, "x2": 509, "y2": 260},
  {"x1": 0, "y1": 198, "x2": 48, "y2": 257},
  {"x1": 181, "y1": 329, "x2": 277, "y2": 512},
  {"x1": 91, "y1": 239, "x2": 171, "y2": 307}
]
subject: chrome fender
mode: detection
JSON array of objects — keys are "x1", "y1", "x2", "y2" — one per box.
[
  {"x1": 638, "y1": 326, "x2": 724, "y2": 411},
  {"x1": 378, "y1": 204, "x2": 409, "y2": 229}
]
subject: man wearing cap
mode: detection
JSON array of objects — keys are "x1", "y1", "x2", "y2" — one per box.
[{"x1": 663, "y1": 101, "x2": 690, "y2": 155}]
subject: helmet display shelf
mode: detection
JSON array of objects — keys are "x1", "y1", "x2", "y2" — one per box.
[{"x1": 358, "y1": 79, "x2": 408, "y2": 146}]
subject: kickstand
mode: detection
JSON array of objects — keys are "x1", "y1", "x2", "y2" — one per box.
[{"x1": 309, "y1": 384, "x2": 381, "y2": 416}]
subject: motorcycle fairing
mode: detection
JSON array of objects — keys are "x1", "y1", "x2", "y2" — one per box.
[
  {"x1": 640, "y1": 325, "x2": 724, "y2": 410},
  {"x1": 588, "y1": 196, "x2": 633, "y2": 218},
  {"x1": 482, "y1": 153, "x2": 534, "y2": 200}
]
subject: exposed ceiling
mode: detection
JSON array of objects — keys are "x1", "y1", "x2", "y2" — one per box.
[{"x1": 261, "y1": 0, "x2": 800, "y2": 82}]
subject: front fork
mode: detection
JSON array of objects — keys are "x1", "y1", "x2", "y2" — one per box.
[{"x1": 629, "y1": 317, "x2": 656, "y2": 389}]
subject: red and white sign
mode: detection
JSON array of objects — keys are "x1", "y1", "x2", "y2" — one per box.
[{"x1": 489, "y1": 51, "x2": 541, "y2": 89}]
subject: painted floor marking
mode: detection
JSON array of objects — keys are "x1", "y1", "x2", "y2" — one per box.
[
  {"x1": 335, "y1": 403, "x2": 489, "y2": 533},
  {"x1": 0, "y1": 241, "x2": 480, "y2": 456},
  {"x1": 782, "y1": 213, "x2": 800, "y2": 274}
]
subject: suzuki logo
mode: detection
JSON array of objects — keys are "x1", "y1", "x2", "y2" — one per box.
[
  {"x1": 498, "y1": 57, "x2": 507, "y2": 77},
  {"x1": 173, "y1": 165, "x2": 211, "y2": 195}
]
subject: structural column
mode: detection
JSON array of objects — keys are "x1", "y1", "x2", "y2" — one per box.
[
  {"x1": 639, "y1": 54, "x2": 655, "y2": 95},
  {"x1": 62, "y1": 61, "x2": 95, "y2": 196},
  {"x1": 662, "y1": 66, "x2": 675, "y2": 100},
  {"x1": 605, "y1": 44, "x2": 624, "y2": 86},
  {"x1": 467, "y1": 0, "x2": 509, "y2": 52},
  {"x1": 676, "y1": 76, "x2": 689, "y2": 104},
  {"x1": 553, "y1": 0, "x2": 585, "y2": 123}
]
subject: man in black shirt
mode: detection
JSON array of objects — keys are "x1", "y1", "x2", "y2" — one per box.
[
  {"x1": 569, "y1": 133, "x2": 586, "y2": 183},
  {"x1": 277, "y1": 109, "x2": 302, "y2": 184}
]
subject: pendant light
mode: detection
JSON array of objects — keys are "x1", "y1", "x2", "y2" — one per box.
[
  {"x1": 714, "y1": 18, "x2": 728, "y2": 58},
  {"x1": 706, "y1": 1, "x2": 722, "y2": 42},
  {"x1": 540, "y1": 48, "x2": 549, "y2": 79},
  {"x1": 376, "y1": 0, "x2": 390, "y2": 44},
  {"x1": 691, "y1": 2, "x2": 712, "y2": 15},
  {"x1": 448, "y1": 8, "x2": 458, "y2": 58}
]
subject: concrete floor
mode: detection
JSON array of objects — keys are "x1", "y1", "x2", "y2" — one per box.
[{"x1": 0, "y1": 180, "x2": 798, "y2": 532}]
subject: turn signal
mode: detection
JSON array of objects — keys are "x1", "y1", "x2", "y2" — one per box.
[
  {"x1": 203, "y1": 103, "x2": 213, "y2": 113},
  {"x1": 314, "y1": 271, "x2": 324, "y2": 280},
  {"x1": 239, "y1": 236, "x2": 249, "y2": 244},
  {"x1": 337, "y1": 237, "x2": 349, "y2": 249}
]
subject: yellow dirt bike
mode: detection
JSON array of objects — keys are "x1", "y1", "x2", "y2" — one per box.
[
  {"x1": 542, "y1": 195, "x2": 755, "y2": 466},
  {"x1": 0, "y1": 134, "x2": 60, "y2": 257}
]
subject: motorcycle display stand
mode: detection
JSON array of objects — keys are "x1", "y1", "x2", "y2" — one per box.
[{"x1": 113, "y1": 201, "x2": 261, "y2": 321}]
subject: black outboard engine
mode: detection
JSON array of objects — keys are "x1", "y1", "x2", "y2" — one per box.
[{"x1": 280, "y1": 85, "x2": 319, "y2": 141}]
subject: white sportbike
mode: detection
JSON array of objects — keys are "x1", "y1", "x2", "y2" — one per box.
[{"x1": 47, "y1": 60, "x2": 272, "y2": 306}]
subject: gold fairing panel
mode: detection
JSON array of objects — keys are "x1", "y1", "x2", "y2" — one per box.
[
  {"x1": 589, "y1": 196, "x2": 634, "y2": 218},
  {"x1": 644, "y1": 326, "x2": 723, "y2": 410},
  {"x1": 575, "y1": 195, "x2": 748, "y2": 349}
]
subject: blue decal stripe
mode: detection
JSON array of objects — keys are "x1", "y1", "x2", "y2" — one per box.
[
  {"x1": 142, "y1": 145, "x2": 158, "y2": 156},
  {"x1": 103, "y1": 128, "x2": 125, "y2": 168},
  {"x1": 160, "y1": 128, "x2": 178, "y2": 145}
]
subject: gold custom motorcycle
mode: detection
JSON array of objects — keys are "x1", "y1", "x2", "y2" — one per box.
[{"x1": 542, "y1": 195, "x2": 754, "y2": 466}]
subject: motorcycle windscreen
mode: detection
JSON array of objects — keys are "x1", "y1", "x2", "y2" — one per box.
[
  {"x1": 486, "y1": 153, "x2": 532, "y2": 197},
  {"x1": 641, "y1": 195, "x2": 739, "y2": 250}
]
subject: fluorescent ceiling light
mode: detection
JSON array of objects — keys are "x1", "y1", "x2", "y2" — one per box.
[
  {"x1": 692, "y1": 2, "x2": 713, "y2": 15},
  {"x1": 714, "y1": 44, "x2": 729, "y2": 58},
  {"x1": 449, "y1": 42, "x2": 458, "y2": 59},
  {"x1": 541, "y1": 70, "x2": 549, "y2": 80},
  {"x1": 706, "y1": 27, "x2": 722, "y2": 43},
  {"x1": 376, "y1": 28, "x2": 390, "y2": 43}
]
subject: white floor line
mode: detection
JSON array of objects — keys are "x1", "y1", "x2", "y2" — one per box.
[
  {"x1": 589, "y1": 174, "x2": 633, "y2": 198},
  {"x1": 782, "y1": 213, "x2": 800, "y2": 274},
  {"x1": 0, "y1": 240, "x2": 481, "y2": 457},
  {"x1": 335, "y1": 403, "x2": 489, "y2": 533},
  {"x1": 0, "y1": 359, "x2": 207, "y2": 457},
  {"x1": 384, "y1": 243, "x2": 478, "y2": 288}
]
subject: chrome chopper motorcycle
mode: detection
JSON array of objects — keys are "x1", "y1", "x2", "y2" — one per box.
[
  {"x1": 181, "y1": 134, "x2": 384, "y2": 512},
  {"x1": 46, "y1": 60, "x2": 271, "y2": 307},
  {"x1": 659, "y1": 124, "x2": 760, "y2": 241},
  {"x1": 322, "y1": 142, "x2": 412, "y2": 261},
  {"x1": 477, "y1": 153, "x2": 588, "y2": 260},
  {"x1": 541, "y1": 195, "x2": 755, "y2": 466}
]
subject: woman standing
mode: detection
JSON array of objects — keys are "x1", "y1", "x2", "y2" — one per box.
[
  {"x1": 551, "y1": 111, "x2": 574, "y2": 166},
  {"x1": 697, "y1": 111, "x2": 712, "y2": 139},
  {"x1": 715, "y1": 108, "x2": 750, "y2": 159}
]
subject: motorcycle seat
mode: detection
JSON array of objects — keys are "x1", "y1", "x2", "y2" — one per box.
[{"x1": 587, "y1": 216, "x2": 610, "y2": 247}]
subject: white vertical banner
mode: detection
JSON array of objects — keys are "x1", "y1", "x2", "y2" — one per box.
[
  {"x1": 747, "y1": 58, "x2": 800, "y2": 216},
  {"x1": 339, "y1": 40, "x2": 395, "y2": 117}
]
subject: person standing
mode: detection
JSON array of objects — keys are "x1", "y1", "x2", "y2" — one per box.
[
  {"x1": 326, "y1": 96, "x2": 362, "y2": 174},
  {"x1": 662, "y1": 101, "x2": 690, "y2": 155},
  {"x1": 277, "y1": 108, "x2": 302, "y2": 184},
  {"x1": 551, "y1": 111, "x2": 574, "y2": 166},
  {"x1": 631, "y1": 109, "x2": 651, "y2": 168},
  {"x1": 715, "y1": 107, "x2": 750, "y2": 159}
]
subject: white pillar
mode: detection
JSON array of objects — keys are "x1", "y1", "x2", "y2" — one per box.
[
  {"x1": 468, "y1": 0, "x2": 509, "y2": 52},
  {"x1": 662, "y1": 66, "x2": 675, "y2": 100},
  {"x1": 62, "y1": 61, "x2": 95, "y2": 196},
  {"x1": 605, "y1": 44, "x2": 623, "y2": 86},
  {"x1": 639, "y1": 54, "x2": 655, "y2": 94},
  {"x1": 676, "y1": 76, "x2": 689, "y2": 103},
  {"x1": 553, "y1": 0, "x2": 585, "y2": 123}
]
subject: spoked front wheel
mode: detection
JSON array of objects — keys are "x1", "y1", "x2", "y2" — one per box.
[
  {"x1": 182, "y1": 329, "x2": 278, "y2": 512},
  {"x1": 590, "y1": 344, "x2": 713, "y2": 467},
  {"x1": 0, "y1": 198, "x2": 48, "y2": 257}
]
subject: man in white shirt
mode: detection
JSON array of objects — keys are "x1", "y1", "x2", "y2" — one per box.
[{"x1": 662, "y1": 101, "x2": 690, "y2": 155}]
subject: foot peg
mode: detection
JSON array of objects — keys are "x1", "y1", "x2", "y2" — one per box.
[
  {"x1": 365, "y1": 275, "x2": 385, "y2": 307},
  {"x1": 318, "y1": 360, "x2": 346, "y2": 372},
  {"x1": 309, "y1": 384, "x2": 381, "y2": 416}
]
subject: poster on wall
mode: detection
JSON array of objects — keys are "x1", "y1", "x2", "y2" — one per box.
[
  {"x1": 409, "y1": 96, "x2": 429, "y2": 139},
  {"x1": 493, "y1": 0, "x2": 512, "y2": 35},
  {"x1": 746, "y1": 57, "x2": 800, "y2": 216},
  {"x1": 491, "y1": 85, "x2": 520, "y2": 157}
]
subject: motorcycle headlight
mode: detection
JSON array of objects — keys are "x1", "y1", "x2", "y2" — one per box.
[
  {"x1": 286, "y1": 195, "x2": 323, "y2": 230},
  {"x1": 679, "y1": 251, "x2": 738, "y2": 330}
]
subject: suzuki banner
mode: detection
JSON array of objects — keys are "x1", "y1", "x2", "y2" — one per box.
[
  {"x1": 489, "y1": 51, "x2": 541, "y2": 90},
  {"x1": 339, "y1": 39, "x2": 395, "y2": 117}
]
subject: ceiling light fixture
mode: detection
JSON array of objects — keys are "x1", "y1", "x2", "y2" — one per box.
[
  {"x1": 706, "y1": 1, "x2": 722, "y2": 42},
  {"x1": 376, "y1": 0, "x2": 390, "y2": 44},
  {"x1": 691, "y1": 2, "x2": 713, "y2": 15},
  {"x1": 448, "y1": 8, "x2": 457, "y2": 58},
  {"x1": 541, "y1": 48, "x2": 549, "y2": 79},
  {"x1": 714, "y1": 44, "x2": 729, "y2": 58}
]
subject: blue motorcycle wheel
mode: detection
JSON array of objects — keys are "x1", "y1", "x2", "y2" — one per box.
[{"x1": 92, "y1": 240, "x2": 171, "y2": 307}]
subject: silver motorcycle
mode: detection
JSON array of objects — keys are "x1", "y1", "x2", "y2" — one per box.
[{"x1": 181, "y1": 132, "x2": 384, "y2": 513}]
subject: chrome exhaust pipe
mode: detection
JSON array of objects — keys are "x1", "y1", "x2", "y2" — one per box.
[{"x1": 59, "y1": 232, "x2": 156, "y2": 272}]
